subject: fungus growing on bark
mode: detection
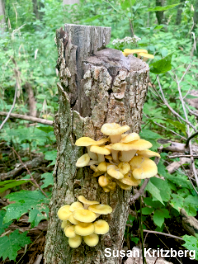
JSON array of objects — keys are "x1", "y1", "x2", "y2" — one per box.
[
  {"x1": 139, "y1": 52, "x2": 154, "y2": 61},
  {"x1": 88, "y1": 204, "x2": 112, "y2": 215},
  {"x1": 68, "y1": 235, "x2": 82, "y2": 248},
  {"x1": 77, "y1": 195, "x2": 99, "y2": 208},
  {"x1": 75, "y1": 222, "x2": 95, "y2": 236},
  {"x1": 64, "y1": 225, "x2": 76, "y2": 238},
  {"x1": 107, "y1": 164, "x2": 124, "y2": 180},
  {"x1": 94, "y1": 220, "x2": 109, "y2": 234},
  {"x1": 90, "y1": 145, "x2": 111, "y2": 163},
  {"x1": 83, "y1": 233, "x2": 99, "y2": 247},
  {"x1": 101, "y1": 123, "x2": 130, "y2": 143},
  {"x1": 123, "y1": 49, "x2": 148, "y2": 56},
  {"x1": 57, "y1": 205, "x2": 72, "y2": 220},
  {"x1": 73, "y1": 209, "x2": 97, "y2": 223},
  {"x1": 76, "y1": 153, "x2": 90, "y2": 167}
]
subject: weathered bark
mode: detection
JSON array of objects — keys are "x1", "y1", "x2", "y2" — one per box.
[
  {"x1": 44, "y1": 24, "x2": 149, "y2": 264},
  {"x1": 32, "y1": 0, "x2": 44, "y2": 20},
  {"x1": 0, "y1": 0, "x2": 5, "y2": 33},
  {"x1": 193, "y1": 0, "x2": 198, "y2": 31},
  {"x1": 175, "y1": 0, "x2": 185, "y2": 25}
]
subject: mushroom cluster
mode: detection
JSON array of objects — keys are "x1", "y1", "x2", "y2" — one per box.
[
  {"x1": 122, "y1": 49, "x2": 154, "y2": 61},
  {"x1": 57, "y1": 195, "x2": 112, "y2": 248},
  {"x1": 75, "y1": 123, "x2": 160, "y2": 192}
]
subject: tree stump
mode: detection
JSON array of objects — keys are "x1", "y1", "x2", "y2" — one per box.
[{"x1": 44, "y1": 24, "x2": 149, "y2": 264}]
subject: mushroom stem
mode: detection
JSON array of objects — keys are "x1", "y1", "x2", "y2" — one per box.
[
  {"x1": 111, "y1": 149, "x2": 119, "y2": 163},
  {"x1": 109, "y1": 134, "x2": 122, "y2": 143},
  {"x1": 87, "y1": 146, "x2": 98, "y2": 160},
  {"x1": 119, "y1": 150, "x2": 136, "y2": 162},
  {"x1": 97, "y1": 154, "x2": 105, "y2": 163}
]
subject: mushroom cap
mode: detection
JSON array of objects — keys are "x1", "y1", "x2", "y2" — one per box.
[
  {"x1": 136, "y1": 149, "x2": 160, "y2": 158},
  {"x1": 88, "y1": 204, "x2": 112, "y2": 215},
  {"x1": 76, "y1": 153, "x2": 90, "y2": 167},
  {"x1": 101, "y1": 123, "x2": 130, "y2": 136},
  {"x1": 57, "y1": 205, "x2": 72, "y2": 220},
  {"x1": 90, "y1": 145, "x2": 111, "y2": 155},
  {"x1": 77, "y1": 195, "x2": 99, "y2": 206},
  {"x1": 61, "y1": 220, "x2": 71, "y2": 229},
  {"x1": 103, "y1": 187, "x2": 111, "y2": 192},
  {"x1": 69, "y1": 202, "x2": 84, "y2": 212},
  {"x1": 94, "y1": 220, "x2": 109, "y2": 234},
  {"x1": 124, "y1": 49, "x2": 148, "y2": 55},
  {"x1": 68, "y1": 214, "x2": 80, "y2": 225},
  {"x1": 116, "y1": 180, "x2": 132, "y2": 190},
  {"x1": 75, "y1": 137, "x2": 96, "y2": 146},
  {"x1": 68, "y1": 235, "x2": 82, "y2": 248},
  {"x1": 73, "y1": 209, "x2": 97, "y2": 223},
  {"x1": 98, "y1": 175, "x2": 110, "y2": 187},
  {"x1": 130, "y1": 156, "x2": 157, "y2": 179},
  {"x1": 107, "y1": 181, "x2": 117, "y2": 191},
  {"x1": 118, "y1": 162, "x2": 130, "y2": 175},
  {"x1": 139, "y1": 53, "x2": 154, "y2": 59},
  {"x1": 83, "y1": 233, "x2": 99, "y2": 247},
  {"x1": 112, "y1": 139, "x2": 152, "y2": 151},
  {"x1": 75, "y1": 222, "x2": 94, "y2": 236},
  {"x1": 121, "y1": 133, "x2": 140, "y2": 143},
  {"x1": 97, "y1": 162, "x2": 107, "y2": 172},
  {"x1": 119, "y1": 174, "x2": 141, "y2": 186},
  {"x1": 107, "y1": 165, "x2": 124, "y2": 180},
  {"x1": 64, "y1": 225, "x2": 76, "y2": 238}
]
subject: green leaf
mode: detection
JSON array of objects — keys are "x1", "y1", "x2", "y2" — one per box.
[
  {"x1": 150, "y1": 177, "x2": 171, "y2": 202},
  {"x1": 182, "y1": 235, "x2": 198, "y2": 260},
  {"x1": 44, "y1": 150, "x2": 57, "y2": 166},
  {"x1": 131, "y1": 236, "x2": 139, "y2": 244},
  {"x1": 150, "y1": 54, "x2": 172, "y2": 74},
  {"x1": 0, "y1": 210, "x2": 12, "y2": 235},
  {"x1": 120, "y1": 0, "x2": 136, "y2": 10},
  {"x1": 0, "y1": 180, "x2": 30, "y2": 193},
  {"x1": 145, "y1": 181, "x2": 164, "y2": 205},
  {"x1": 83, "y1": 15, "x2": 102, "y2": 23},
  {"x1": 165, "y1": 173, "x2": 192, "y2": 189},
  {"x1": 165, "y1": 119, "x2": 186, "y2": 133},
  {"x1": 0, "y1": 230, "x2": 31, "y2": 261},
  {"x1": 41, "y1": 172, "x2": 54, "y2": 188},
  {"x1": 153, "y1": 208, "x2": 170, "y2": 228},
  {"x1": 36, "y1": 126, "x2": 54, "y2": 133},
  {"x1": 143, "y1": 197, "x2": 162, "y2": 208},
  {"x1": 183, "y1": 195, "x2": 198, "y2": 216},
  {"x1": 29, "y1": 207, "x2": 49, "y2": 227},
  {"x1": 142, "y1": 207, "x2": 154, "y2": 215},
  {"x1": 147, "y1": 4, "x2": 180, "y2": 12},
  {"x1": 139, "y1": 129, "x2": 161, "y2": 151},
  {"x1": 170, "y1": 194, "x2": 184, "y2": 212},
  {"x1": 4, "y1": 190, "x2": 49, "y2": 225}
]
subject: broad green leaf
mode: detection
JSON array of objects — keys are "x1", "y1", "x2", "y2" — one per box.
[
  {"x1": 120, "y1": 0, "x2": 136, "y2": 10},
  {"x1": 0, "y1": 180, "x2": 30, "y2": 193},
  {"x1": 153, "y1": 208, "x2": 170, "y2": 227},
  {"x1": 0, "y1": 230, "x2": 31, "y2": 261},
  {"x1": 147, "y1": 4, "x2": 180, "y2": 12},
  {"x1": 143, "y1": 197, "x2": 162, "y2": 208},
  {"x1": 150, "y1": 177, "x2": 171, "y2": 202},
  {"x1": 0, "y1": 210, "x2": 12, "y2": 235},
  {"x1": 145, "y1": 181, "x2": 164, "y2": 205},
  {"x1": 150, "y1": 54, "x2": 172, "y2": 74},
  {"x1": 29, "y1": 207, "x2": 49, "y2": 227},
  {"x1": 182, "y1": 235, "x2": 198, "y2": 260},
  {"x1": 170, "y1": 194, "x2": 184, "y2": 212},
  {"x1": 41, "y1": 172, "x2": 54, "y2": 188},
  {"x1": 44, "y1": 150, "x2": 57, "y2": 166},
  {"x1": 142, "y1": 207, "x2": 154, "y2": 215},
  {"x1": 165, "y1": 173, "x2": 192, "y2": 189},
  {"x1": 165, "y1": 119, "x2": 186, "y2": 133},
  {"x1": 4, "y1": 190, "x2": 49, "y2": 224},
  {"x1": 36, "y1": 126, "x2": 54, "y2": 133},
  {"x1": 183, "y1": 195, "x2": 198, "y2": 216},
  {"x1": 84, "y1": 15, "x2": 102, "y2": 23}
]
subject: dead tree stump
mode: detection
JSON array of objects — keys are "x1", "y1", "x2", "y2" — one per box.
[{"x1": 44, "y1": 24, "x2": 149, "y2": 264}]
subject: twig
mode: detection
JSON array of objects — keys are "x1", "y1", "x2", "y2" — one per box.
[
  {"x1": 185, "y1": 103, "x2": 198, "y2": 118},
  {"x1": 0, "y1": 81, "x2": 18, "y2": 131},
  {"x1": 0, "y1": 112, "x2": 53, "y2": 126},
  {"x1": 10, "y1": 147, "x2": 48, "y2": 198},
  {"x1": 176, "y1": 75, "x2": 198, "y2": 187},
  {"x1": 168, "y1": 154, "x2": 198, "y2": 158},
  {"x1": 143, "y1": 229, "x2": 184, "y2": 241},
  {"x1": 157, "y1": 76, "x2": 197, "y2": 132}
]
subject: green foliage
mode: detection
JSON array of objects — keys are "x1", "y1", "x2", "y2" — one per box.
[
  {"x1": 182, "y1": 235, "x2": 198, "y2": 260},
  {"x1": 150, "y1": 54, "x2": 172, "y2": 74},
  {"x1": 0, "y1": 230, "x2": 31, "y2": 261},
  {"x1": 0, "y1": 211, "x2": 12, "y2": 235},
  {"x1": 4, "y1": 190, "x2": 49, "y2": 227},
  {"x1": 41, "y1": 172, "x2": 54, "y2": 188},
  {"x1": 0, "y1": 180, "x2": 30, "y2": 193}
]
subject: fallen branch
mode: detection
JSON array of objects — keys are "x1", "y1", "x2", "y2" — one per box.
[
  {"x1": 0, "y1": 155, "x2": 46, "y2": 181},
  {"x1": 0, "y1": 111, "x2": 53, "y2": 126}
]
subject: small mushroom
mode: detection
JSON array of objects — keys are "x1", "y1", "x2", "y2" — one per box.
[
  {"x1": 116, "y1": 180, "x2": 132, "y2": 190},
  {"x1": 88, "y1": 204, "x2": 112, "y2": 215},
  {"x1": 64, "y1": 225, "x2": 76, "y2": 238},
  {"x1": 119, "y1": 173, "x2": 141, "y2": 186},
  {"x1": 107, "y1": 164, "x2": 124, "y2": 180},
  {"x1": 90, "y1": 145, "x2": 111, "y2": 163},
  {"x1": 61, "y1": 220, "x2": 70, "y2": 229},
  {"x1": 57, "y1": 205, "x2": 72, "y2": 220},
  {"x1": 138, "y1": 52, "x2": 154, "y2": 61},
  {"x1": 83, "y1": 233, "x2": 99, "y2": 247},
  {"x1": 94, "y1": 220, "x2": 109, "y2": 234},
  {"x1": 69, "y1": 202, "x2": 84, "y2": 212},
  {"x1": 76, "y1": 153, "x2": 90, "y2": 167},
  {"x1": 118, "y1": 162, "x2": 130, "y2": 175},
  {"x1": 77, "y1": 195, "x2": 99, "y2": 209},
  {"x1": 73, "y1": 209, "x2": 97, "y2": 223},
  {"x1": 136, "y1": 149, "x2": 160, "y2": 158},
  {"x1": 98, "y1": 175, "x2": 110, "y2": 187},
  {"x1": 121, "y1": 133, "x2": 140, "y2": 143},
  {"x1": 101, "y1": 123, "x2": 130, "y2": 143},
  {"x1": 75, "y1": 222, "x2": 95, "y2": 236},
  {"x1": 107, "y1": 181, "x2": 116, "y2": 191},
  {"x1": 68, "y1": 214, "x2": 80, "y2": 225},
  {"x1": 123, "y1": 49, "x2": 148, "y2": 57},
  {"x1": 130, "y1": 155, "x2": 157, "y2": 179},
  {"x1": 68, "y1": 235, "x2": 82, "y2": 248}
]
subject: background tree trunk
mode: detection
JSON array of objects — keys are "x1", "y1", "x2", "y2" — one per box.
[
  {"x1": 155, "y1": 0, "x2": 166, "y2": 24},
  {"x1": 193, "y1": 0, "x2": 198, "y2": 31},
  {"x1": 44, "y1": 24, "x2": 149, "y2": 264},
  {"x1": 0, "y1": 0, "x2": 5, "y2": 33},
  {"x1": 175, "y1": 0, "x2": 185, "y2": 25}
]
